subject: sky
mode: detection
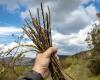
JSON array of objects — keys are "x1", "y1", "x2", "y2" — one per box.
[{"x1": 0, "y1": 0, "x2": 100, "y2": 57}]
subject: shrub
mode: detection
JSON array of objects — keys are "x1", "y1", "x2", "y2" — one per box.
[
  {"x1": 60, "y1": 60, "x2": 72, "y2": 69},
  {"x1": 86, "y1": 23, "x2": 100, "y2": 52},
  {"x1": 87, "y1": 56, "x2": 100, "y2": 75}
]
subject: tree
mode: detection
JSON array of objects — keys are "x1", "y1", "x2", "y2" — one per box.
[
  {"x1": 86, "y1": 21, "x2": 100, "y2": 52},
  {"x1": 87, "y1": 56, "x2": 100, "y2": 75},
  {"x1": 86, "y1": 13, "x2": 100, "y2": 75}
]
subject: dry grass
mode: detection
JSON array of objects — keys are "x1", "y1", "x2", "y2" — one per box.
[{"x1": 23, "y1": 3, "x2": 74, "y2": 80}]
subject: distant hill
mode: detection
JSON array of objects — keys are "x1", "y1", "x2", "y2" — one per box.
[
  {"x1": 73, "y1": 50, "x2": 92, "y2": 59},
  {"x1": 0, "y1": 55, "x2": 70, "y2": 66},
  {"x1": 0, "y1": 50, "x2": 93, "y2": 66},
  {"x1": 1, "y1": 50, "x2": 100, "y2": 80},
  {"x1": 0, "y1": 57, "x2": 34, "y2": 66},
  {"x1": 59, "y1": 55, "x2": 69, "y2": 60}
]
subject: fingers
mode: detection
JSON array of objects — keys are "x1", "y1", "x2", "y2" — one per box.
[
  {"x1": 43, "y1": 47, "x2": 58, "y2": 58},
  {"x1": 55, "y1": 54, "x2": 59, "y2": 60}
]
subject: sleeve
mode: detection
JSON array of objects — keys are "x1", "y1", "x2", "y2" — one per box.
[{"x1": 17, "y1": 70, "x2": 44, "y2": 80}]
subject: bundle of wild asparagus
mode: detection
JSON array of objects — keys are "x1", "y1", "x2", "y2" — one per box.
[{"x1": 23, "y1": 3, "x2": 73, "y2": 80}]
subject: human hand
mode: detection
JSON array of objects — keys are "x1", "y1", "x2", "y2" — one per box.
[{"x1": 32, "y1": 47, "x2": 58, "y2": 78}]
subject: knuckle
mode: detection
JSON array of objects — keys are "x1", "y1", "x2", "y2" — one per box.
[
  {"x1": 49, "y1": 47, "x2": 55, "y2": 51},
  {"x1": 36, "y1": 54, "x2": 42, "y2": 58}
]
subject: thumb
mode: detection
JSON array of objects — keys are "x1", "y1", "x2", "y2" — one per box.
[{"x1": 43, "y1": 47, "x2": 58, "y2": 58}]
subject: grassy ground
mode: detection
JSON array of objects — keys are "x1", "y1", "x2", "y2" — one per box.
[
  {"x1": 64, "y1": 56, "x2": 100, "y2": 80},
  {"x1": 0, "y1": 56, "x2": 100, "y2": 80},
  {"x1": 0, "y1": 66, "x2": 31, "y2": 80}
]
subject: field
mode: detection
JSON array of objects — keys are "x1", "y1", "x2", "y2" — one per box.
[
  {"x1": 0, "y1": 54, "x2": 100, "y2": 80},
  {"x1": 0, "y1": 66, "x2": 31, "y2": 80}
]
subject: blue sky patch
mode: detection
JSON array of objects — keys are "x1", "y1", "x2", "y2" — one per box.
[{"x1": 0, "y1": 0, "x2": 100, "y2": 56}]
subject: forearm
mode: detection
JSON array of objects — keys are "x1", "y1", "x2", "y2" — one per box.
[
  {"x1": 17, "y1": 47, "x2": 57, "y2": 80},
  {"x1": 17, "y1": 70, "x2": 44, "y2": 80}
]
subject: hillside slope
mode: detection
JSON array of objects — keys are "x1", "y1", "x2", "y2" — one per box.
[
  {"x1": 0, "y1": 51, "x2": 100, "y2": 80},
  {"x1": 63, "y1": 51, "x2": 100, "y2": 80}
]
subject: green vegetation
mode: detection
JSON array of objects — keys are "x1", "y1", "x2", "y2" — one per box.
[
  {"x1": 65, "y1": 55, "x2": 100, "y2": 80},
  {"x1": 0, "y1": 66, "x2": 31, "y2": 80},
  {"x1": 0, "y1": 3, "x2": 100, "y2": 80},
  {"x1": 87, "y1": 56, "x2": 100, "y2": 75},
  {"x1": 0, "y1": 54, "x2": 100, "y2": 80},
  {"x1": 86, "y1": 21, "x2": 100, "y2": 52},
  {"x1": 85, "y1": 22, "x2": 100, "y2": 76}
]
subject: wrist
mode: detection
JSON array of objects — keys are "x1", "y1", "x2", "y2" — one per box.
[
  {"x1": 32, "y1": 66, "x2": 45, "y2": 78},
  {"x1": 23, "y1": 70, "x2": 44, "y2": 80}
]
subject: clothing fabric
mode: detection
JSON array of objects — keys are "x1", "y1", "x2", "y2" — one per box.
[{"x1": 17, "y1": 70, "x2": 44, "y2": 80}]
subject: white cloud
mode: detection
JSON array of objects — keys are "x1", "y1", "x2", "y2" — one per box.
[
  {"x1": 67, "y1": 25, "x2": 92, "y2": 46},
  {"x1": 65, "y1": 7, "x2": 90, "y2": 26},
  {"x1": 52, "y1": 24, "x2": 93, "y2": 54},
  {"x1": 0, "y1": 41, "x2": 36, "y2": 58},
  {"x1": 20, "y1": 1, "x2": 56, "y2": 19},
  {"x1": 0, "y1": 0, "x2": 96, "y2": 34},
  {"x1": 21, "y1": 6, "x2": 38, "y2": 19},
  {"x1": 52, "y1": 20, "x2": 100, "y2": 54},
  {"x1": 0, "y1": 26, "x2": 22, "y2": 36},
  {"x1": 0, "y1": 44, "x2": 4, "y2": 50},
  {"x1": 1, "y1": 41, "x2": 33, "y2": 52},
  {"x1": 85, "y1": 5, "x2": 97, "y2": 20},
  {"x1": 0, "y1": 0, "x2": 20, "y2": 12},
  {"x1": 52, "y1": 4, "x2": 96, "y2": 34},
  {"x1": 0, "y1": 23, "x2": 94, "y2": 56},
  {"x1": 0, "y1": 0, "x2": 98, "y2": 55}
]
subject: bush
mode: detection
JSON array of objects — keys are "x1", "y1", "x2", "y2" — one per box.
[
  {"x1": 87, "y1": 56, "x2": 100, "y2": 75},
  {"x1": 60, "y1": 60, "x2": 72, "y2": 69}
]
